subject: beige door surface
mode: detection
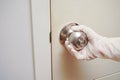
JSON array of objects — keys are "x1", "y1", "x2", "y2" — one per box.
[
  {"x1": 96, "y1": 72, "x2": 120, "y2": 80},
  {"x1": 51, "y1": 0, "x2": 120, "y2": 80}
]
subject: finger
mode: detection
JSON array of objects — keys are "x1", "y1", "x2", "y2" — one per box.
[
  {"x1": 65, "y1": 40, "x2": 75, "y2": 55},
  {"x1": 65, "y1": 40, "x2": 71, "y2": 52},
  {"x1": 65, "y1": 39, "x2": 70, "y2": 47},
  {"x1": 78, "y1": 47, "x2": 95, "y2": 60},
  {"x1": 71, "y1": 25, "x2": 81, "y2": 31},
  {"x1": 65, "y1": 40, "x2": 84, "y2": 59},
  {"x1": 82, "y1": 47, "x2": 97, "y2": 60},
  {"x1": 65, "y1": 40, "x2": 94, "y2": 60},
  {"x1": 70, "y1": 48, "x2": 88, "y2": 60},
  {"x1": 80, "y1": 25, "x2": 103, "y2": 41},
  {"x1": 71, "y1": 25, "x2": 87, "y2": 32}
]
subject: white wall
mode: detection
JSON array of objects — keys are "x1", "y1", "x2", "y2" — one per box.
[{"x1": 0, "y1": 0, "x2": 34, "y2": 80}]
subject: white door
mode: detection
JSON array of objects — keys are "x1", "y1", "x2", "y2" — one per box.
[
  {"x1": 51, "y1": 0, "x2": 120, "y2": 80},
  {"x1": 30, "y1": 0, "x2": 51, "y2": 80}
]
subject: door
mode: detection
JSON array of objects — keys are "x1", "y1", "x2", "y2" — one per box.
[
  {"x1": 51, "y1": 0, "x2": 120, "y2": 80},
  {"x1": 95, "y1": 72, "x2": 120, "y2": 80},
  {"x1": 30, "y1": 0, "x2": 51, "y2": 80}
]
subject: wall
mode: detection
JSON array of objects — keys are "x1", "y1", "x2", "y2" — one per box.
[{"x1": 0, "y1": 0, "x2": 34, "y2": 80}]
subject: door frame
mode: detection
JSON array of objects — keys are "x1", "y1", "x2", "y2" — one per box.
[{"x1": 30, "y1": 0, "x2": 51, "y2": 80}]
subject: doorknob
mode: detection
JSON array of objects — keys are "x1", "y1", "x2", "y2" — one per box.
[{"x1": 59, "y1": 23, "x2": 88, "y2": 51}]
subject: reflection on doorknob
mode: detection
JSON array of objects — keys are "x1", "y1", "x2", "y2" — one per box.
[{"x1": 59, "y1": 23, "x2": 88, "y2": 51}]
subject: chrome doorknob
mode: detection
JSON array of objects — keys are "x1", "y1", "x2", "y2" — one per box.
[{"x1": 59, "y1": 23, "x2": 88, "y2": 51}]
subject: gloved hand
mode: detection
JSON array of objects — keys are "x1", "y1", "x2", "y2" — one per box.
[{"x1": 65, "y1": 25, "x2": 120, "y2": 61}]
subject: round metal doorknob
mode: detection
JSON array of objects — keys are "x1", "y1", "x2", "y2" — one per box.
[{"x1": 59, "y1": 23, "x2": 88, "y2": 51}]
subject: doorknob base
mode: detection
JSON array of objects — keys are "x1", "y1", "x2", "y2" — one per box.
[{"x1": 59, "y1": 23, "x2": 88, "y2": 51}]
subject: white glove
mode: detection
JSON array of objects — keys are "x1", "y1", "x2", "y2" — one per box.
[{"x1": 65, "y1": 25, "x2": 120, "y2": 61}]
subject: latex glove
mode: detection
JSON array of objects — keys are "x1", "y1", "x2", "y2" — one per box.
[{"x1": 65, "y1": 25, "x2": 120, "y2": 61}]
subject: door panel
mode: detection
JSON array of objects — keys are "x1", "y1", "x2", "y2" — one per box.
[
  {"x1": 95, "y1": 72, "x2": 120, "y2": 80},
  {"x1": 51, "y1": 0, "x2": 120, "y2": 80}
]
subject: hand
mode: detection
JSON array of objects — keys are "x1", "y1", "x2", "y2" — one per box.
[{"x1": 65, "y1": 25, "x2": 108, "y2": 60}]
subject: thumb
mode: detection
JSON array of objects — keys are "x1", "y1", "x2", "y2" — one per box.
[{"x1": 71, "y1": 25, "x2": 103, "y2": 41}]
